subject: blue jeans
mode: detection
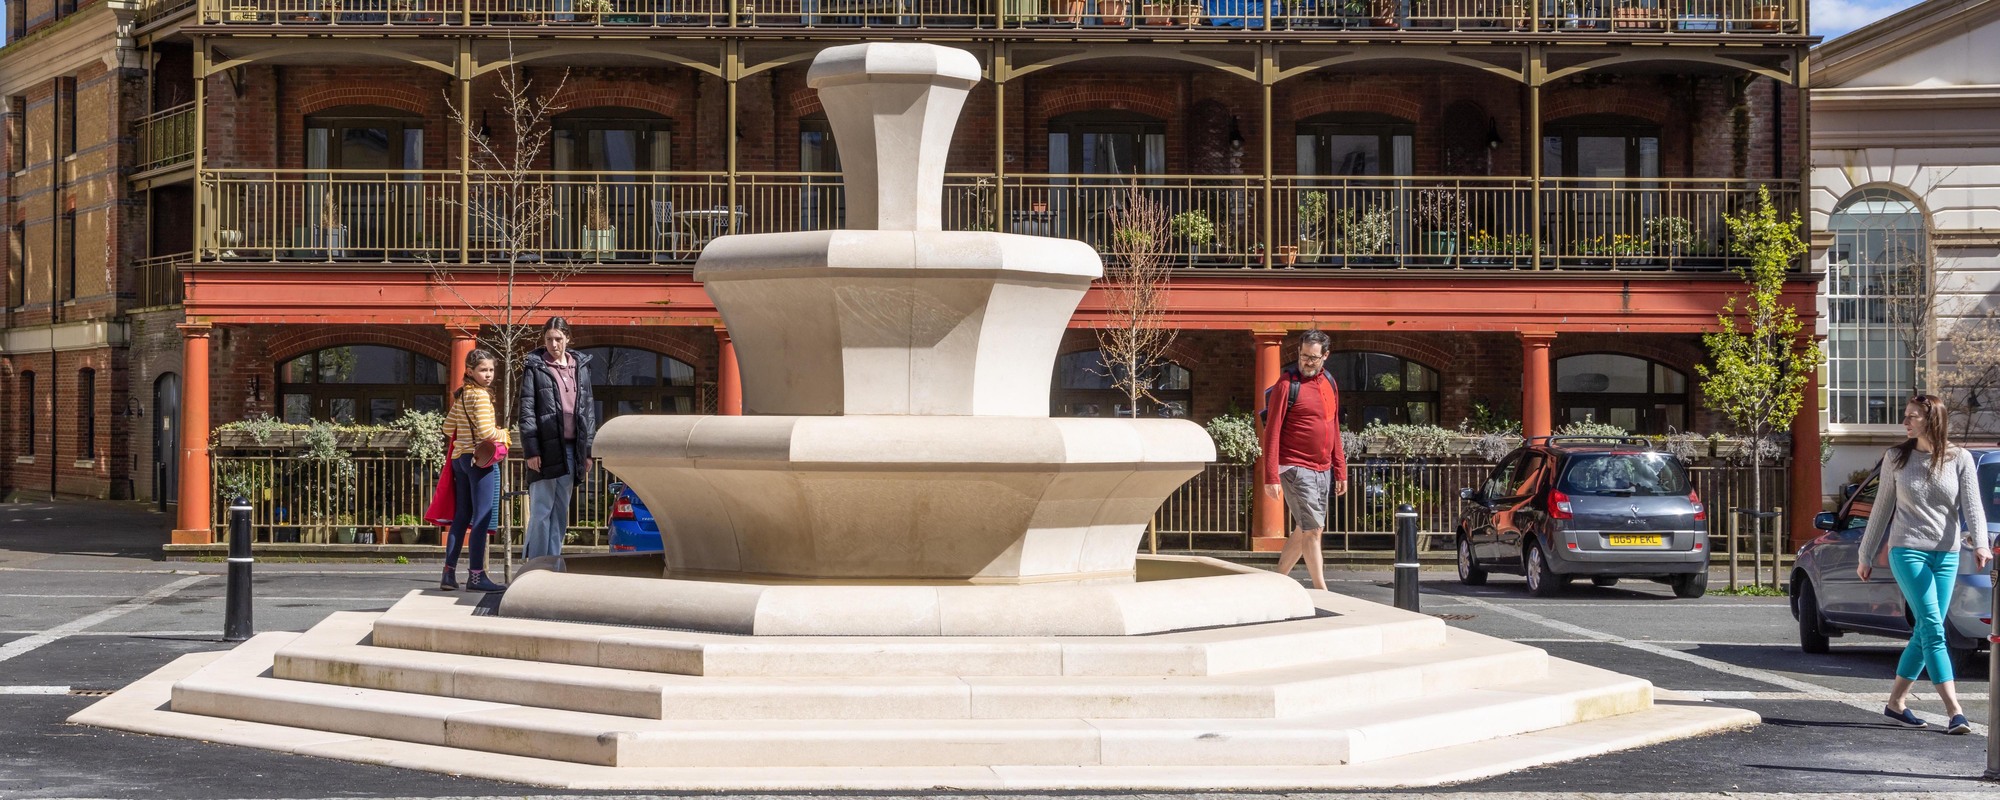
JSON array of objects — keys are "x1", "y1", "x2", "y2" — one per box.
[
  {"x1": 524, "y1": 440, "x2": 577, "y2": 560},
  {"x1": 1888, "y1": 546, "x2": 1961, "y2": 684},
  {"x1": 446, "y1": 454, "x2": 498, "y2": 572}
]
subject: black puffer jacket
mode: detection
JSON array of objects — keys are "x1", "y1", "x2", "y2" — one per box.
[{"x1": 518, "y1": 348, "x2": 597, "y2": 483}]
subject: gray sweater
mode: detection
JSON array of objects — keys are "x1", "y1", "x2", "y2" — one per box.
[{"x1": 1859, "y1": 446, "x2": 1991, "y2": 559}]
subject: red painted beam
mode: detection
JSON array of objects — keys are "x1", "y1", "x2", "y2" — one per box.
[{"x1": 182, "y1": 268, "x2": 1817, "y2": 332}]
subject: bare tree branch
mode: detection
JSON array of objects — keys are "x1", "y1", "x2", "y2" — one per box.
[{"x1": 1096, "y1": 180, "x2": 1177, "y2": 419}]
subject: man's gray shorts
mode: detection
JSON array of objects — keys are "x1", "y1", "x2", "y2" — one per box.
[{"x1": 1279, "y1": 465, "x2": 1332, "y2": 532}]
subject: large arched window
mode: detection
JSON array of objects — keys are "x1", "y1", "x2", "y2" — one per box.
[
  {"x1": 1325, "y1": 351, "x2": 1439, "y2": 428},
  {"x1": 580, "y1": 346, "x2": 697, "y2": 420},
  {"x1": 1555, "y1": 353, "x2": 1687, "y2": 434},
  {"x1": 278, "y1": 345, "x2": 445, "y2": 425},
  {"x1": 1051, "y1": 349, "x2": 1191, "y2": 419},
  {"x1": 1295, "y1": 112, "x2": 1414, "y2": 177},
  {"x1": 1827, "y1": 187, "x2": 1925, "y2": 425}
]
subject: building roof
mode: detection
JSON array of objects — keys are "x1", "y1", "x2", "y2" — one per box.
[{"x1": 1812, "y1": 0, "x2": 2000, "y2": 89}]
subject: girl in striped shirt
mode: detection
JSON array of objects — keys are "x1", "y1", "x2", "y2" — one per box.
[{"x1": 443, "y1": 348, "x2": 508, "y2": 592}]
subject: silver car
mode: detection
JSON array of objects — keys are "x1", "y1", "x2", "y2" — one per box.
[{"x1": 1791, "y1": 448, "x2": 2000, "y2": 671}]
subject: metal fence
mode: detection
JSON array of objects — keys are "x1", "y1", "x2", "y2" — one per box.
[
  {"x1": 1151, "y1": 458, "x2": 1791, "y2": 556},
  {"x1": 136, "y1": 104, "x2": 196, "y2": 173},
  {"x1": 134, "y1": 252, "x2": 188, "y2": 308}
]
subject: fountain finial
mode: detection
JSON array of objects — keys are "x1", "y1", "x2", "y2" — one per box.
[{"x1": 806, "y1": 43, "x2": 982, "y2": 232}]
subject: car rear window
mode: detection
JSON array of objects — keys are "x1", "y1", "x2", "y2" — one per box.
[
  {"x1": 1981, "y1": 463, "x2": 2000, "y2": 522},
  {"x1": 1557, "y1": 453, "x2": 1691, "y2": 496}
]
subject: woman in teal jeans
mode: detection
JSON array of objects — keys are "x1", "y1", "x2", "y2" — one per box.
[{"x1": 1857, "y1": 394, "x2": 1992, "y2": 735}]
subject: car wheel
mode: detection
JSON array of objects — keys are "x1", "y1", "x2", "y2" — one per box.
[
  {"x1": 1526, "y1": 543, "x2": 1563, "y2": 597},
  {"x1": 1457, "y1": 535, "x2": 1487, "y2": 586},
  {"x1": 1795, "y1": 579, "x2": 1830, "y2": 653},
  {"x1": 1671, "y1": 569, "x2": 1708, "y2": 599},
  {"x1": 1591, "y1": 577, "x2": 1619, "y2": 587}
]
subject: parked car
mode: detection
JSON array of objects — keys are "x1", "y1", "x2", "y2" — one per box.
[
  {"x1": 607, "y1": 481, "x2": 662, "y2": 553},
  {"x1": 1791, "y1": 448, "x2": 1999, "y2": 672},
  {"x1": 1456, "y1": 436, "x2": 1711, "y2": 598}
]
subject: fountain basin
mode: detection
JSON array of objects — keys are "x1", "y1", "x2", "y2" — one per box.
[{"x1": 593, "y1": 413, "x2": 1215, "y2": 583}]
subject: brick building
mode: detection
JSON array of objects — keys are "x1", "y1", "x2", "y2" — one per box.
[{"x1": 0, "y1": 0, "x2": 1820, "y2": 548}]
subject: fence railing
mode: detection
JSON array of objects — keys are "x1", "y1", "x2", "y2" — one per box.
[
  {"x1": 201, "y1": 169, "x2": 1797, "y2": 273},
  {"x1": 193, "y1": 0, "x2": 1801, "y2": 32},
  {"x1": 1152, "y1": 458, "x2": 1790, "y2": 556},
  {"x1": 141, "y1": 0, "x2": 199, "y2": 23},
  {"x1": 135, "y1": 252, "x2": 189, "y2": 307},
  {"x1": 137, "y1": 103, "x2": 196, "y2": 174}
]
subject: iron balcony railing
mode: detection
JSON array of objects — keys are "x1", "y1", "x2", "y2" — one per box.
[
  {"x1": 198, "y1": 168, "x2": 1798, "y2": 272},
  {"x1": 136, "y1": 103, "x2": 196, "y2": 174},
  {"x1": 194, "y1": 0, "x2": 1801, "y2": 31},
  {"x1": 135, "y1": 251, "x2": 190, "y2": 307},
  {"x1": 141, "y1": 0, "x2": 200, "y2": 23}
]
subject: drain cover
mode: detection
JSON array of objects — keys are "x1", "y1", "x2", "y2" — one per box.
[
  {"x1": 68, "y1": 689, "x2": 115, "y2": 697},
  {"x1": 1430, "y1": 613, "x2": 1476, "y2": 621}
]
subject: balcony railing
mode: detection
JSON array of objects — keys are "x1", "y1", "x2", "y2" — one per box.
[
  {"x1": 135, "y1": 251, "x2": 190, "y2": 307},
  {"x1": 140, "y1": 0, "x2": 200, "y2": 23},
  {"x1": 199, "y1": 169, "x2": 1796, "y2": 272},
  {"x1": 195, "y1": 0, "x2": 1801, "y2": 32},
  {"x1": 137, "y1": 103, "x2": 197, "y2": 174}
]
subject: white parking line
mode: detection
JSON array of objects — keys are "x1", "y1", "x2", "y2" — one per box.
[
  {"x1": 0, "y1": 685, "x2": 70, "y2": 694},
  {"x1": 0, "y1": 575, "x2": 207, "y2": 665},
  {"x1": 1682, "y1": 689, "x2": 1992, "y2": 702},
  {"x1": 1450, "y1": 593, "x2": 1990, "y2": 735}
]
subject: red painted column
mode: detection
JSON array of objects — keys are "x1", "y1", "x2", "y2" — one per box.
[
  {"x1": 1521, "y1": 332, "x2": 1555, "y2": 439},
  {"x1": 1250, "y1": 331, "x2": 1286, "y2": 552},
  {"x1": 171, "y1": 324, "x2": 213, "y2": 544},
  {"x1": 447, "y1": 331, "x2": 477, "y2": 397},
  {"x1": 717, "y1": 327, "x2": 742, "y2": 416},
  {"x1": 1788, "y1": 337, "x2": 1824, "y2": 550}
]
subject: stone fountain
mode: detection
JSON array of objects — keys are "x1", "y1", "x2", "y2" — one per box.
[{"x1": 70, "y1": 43, "x2": 1757, "y2": 790}]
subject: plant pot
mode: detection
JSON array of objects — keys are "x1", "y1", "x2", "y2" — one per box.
[
  {"x1": 1369, "y1": 0, "x2": 1398, "y2": 27},
  {"x1": 1421, "y1": 230, "x2": 1459, "y2": 256},
  {"x1": 1099, "y1": 0, "x2": 1128, "y2": 23},
  {"x1": 1003, "y1": 0, "x2": 1040, "y2": 22},
  {"x1": 1175, "y1": 0, "x2": 1201, "y2": 24},
  {"x1": 1141, "y1": 1, "x2": 1173, "y2": 22},
  {"x1": 1053, "y1": 0, "x2": 1087, "y2": 22},
  {"x1": 358, "y1": 529, "x2": 376, "y2": 545},
  {"x1": 398, "y1": 527, "x2": 422, "y2": 545},
  {"x1": 1748, "y1": 4, "x2": 1780, "y2": 30},
  {"x1": 1499, "y1": 2, "x2": 1528, "y2": 27},
  {"x1": 580, "y1": 227, "x2": 618, "y2": 257},
  {"x1": 333, "y1": 526, "x2": 357, "y2": 545},
  {"x1": 1275, "y1": 245, "x2": 1299, "y2": 267},
  {"x1": 1612, "y1": 5, "x2": 1662, "y2": 29}
]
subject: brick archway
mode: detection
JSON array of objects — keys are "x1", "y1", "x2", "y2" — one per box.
[
  {"x1": 1290, "y1": 83, "x2": 1426, "y2": 126},
  {"x1": 297, "y1": 86, "x2": 433, "y2": 117},
  {"x1": 549, "y1": 82, "x2": 685, "y2": 120},
  {"x1": 265, "y1": 326, "x2": 453, "y2": 367},
  {"x1": 1033, "y1": 84, "x2": 1181, "y2": 124},
  {"x1": 572, "y1": 327, "x2": 709, "y2": 370},
  {"x1": 1540, "y1": 84, "x2": 1672, "y2": 127}
]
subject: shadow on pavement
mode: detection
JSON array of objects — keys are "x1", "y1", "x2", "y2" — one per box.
[{"x1": 0, "y1": 499, "x2": 171, "y2": 561}]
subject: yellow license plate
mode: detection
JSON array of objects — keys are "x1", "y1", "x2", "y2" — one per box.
[{"x1": 1607, "y1": 534, "x2": 1664, "y2": 547}]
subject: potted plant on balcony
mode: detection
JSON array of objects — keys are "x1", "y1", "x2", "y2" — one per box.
[
  {"x1": 1332, "y1": 203, "x2": 1395, "y2": 265},
  {"x1": 1747, "y1": 0, "x2": 1781, "y2": 30},
  {"x1": 392, "y1": 513, "x2": 424, "y2": 544},
  {"x1": 580, "y1": 186, "x2": 617, "y2": 259},
  {"x1": 1496, "y1": 0, "x2": 1529, "y2": 29},
  {"x1": 1644, "y1": 214, "x2": 1695, "y2": 262},
  {"x1": 1142, "y1": 0, "x2": 1174, "y2": 22},
  {"x1": 1611, "y1": 0, "x2": 1662, "y2": 29},
  {"x1": 1169, "y1": 210, "x2": 1217, "y2": 266},
  {"x1": 1296, "y1": 189, "x2": 1328, "y2": 262},
  {"x1": 1557, "y1": 0, "x2": 1585, "y2": 29},
  {"x1": 576, "y1": 0, "x2": 613, "y2": 22},
  {"x1": 1176, "y1": 0, "x2": 1204, "y2": 25},
  {"x1": 314, "y1": 187, "x2": 347, "y2": 259},
  {"x1": 1412, "y1": 187, "x2": 1468, "y2": 260},
  {"x1": 1367, "y1": 0, "x2": 1398, "y2": 27},
  {"x1": 1099, "y1": 0, "x2": 1130, "y2": 24},
  {"x1": 1053, "y1": 0, "x2": 1088, "y2": 23}
]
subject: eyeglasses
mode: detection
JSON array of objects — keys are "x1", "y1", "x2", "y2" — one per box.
[{"x1": 1298, "y1": 353, "x2": 1326, "y2": 363}]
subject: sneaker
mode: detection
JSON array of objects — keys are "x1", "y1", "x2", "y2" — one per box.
[
  {"x1": 1884, "y1": 706, "x2": 1927, "y2": 728},
  {"x1": 1947, "y1": 714, "x2": 1972, "y2": 735},
  {"x1": 439, "y1": 568, "x2": 459, "y2": 591},
  {"x1": 466, "y1": 570, "x2": 507, "y2": 593}
]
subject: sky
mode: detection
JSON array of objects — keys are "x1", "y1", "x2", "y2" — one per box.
[{"x1": 0, "y1": 0, "x2": 1943, "y2": 52}]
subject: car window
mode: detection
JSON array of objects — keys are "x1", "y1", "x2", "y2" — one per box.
[
  {"x1": 1981, "y1": 464, "x2": 2000, "y2": 524},
  {"x1": 1484, "y1": 454, "x2": 1521, "y2": 499},
  {"x1": 1511, "y1": 454, "x2": 1548, "y2": 497},
  {"x1": 1556, "y1": 453, "x2": 1690, "y2": 496},
  {"x1": 1841, "y1": 475, "x2": 1877, "y2": 530}
]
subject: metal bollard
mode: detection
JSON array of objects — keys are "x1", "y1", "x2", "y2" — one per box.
[
  {"x1": 1393, "y1": 503, "x2": 1420, "y2": 612},
  {"x1": 223, "y1": 497, "x2": 254, "y2": 642}
]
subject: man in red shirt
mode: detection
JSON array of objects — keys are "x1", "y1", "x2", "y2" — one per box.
[{"x1": 1259, "y1": 329, "x2": 1347, "y2": 590}]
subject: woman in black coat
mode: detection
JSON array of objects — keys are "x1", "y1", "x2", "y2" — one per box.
[{"x1": 518, "y1": 317, "x2": 597, "y2": 559}]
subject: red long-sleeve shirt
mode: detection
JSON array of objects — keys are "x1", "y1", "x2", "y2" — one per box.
[{"x1": 1259, "y1": 368, "x2": 1347, "y2": 485}]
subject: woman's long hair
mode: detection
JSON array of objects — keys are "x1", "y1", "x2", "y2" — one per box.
[
  {"x1": 454, "y1": 348, "x2": 497, "y2": 401},
  {"x1": 1892, "y1": 394, "x2": 1954, "y2": 475}
]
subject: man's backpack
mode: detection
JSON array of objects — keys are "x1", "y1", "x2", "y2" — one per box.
[{"x1": 1258, "y1": 378, "x2": 1302, "y2": 425}]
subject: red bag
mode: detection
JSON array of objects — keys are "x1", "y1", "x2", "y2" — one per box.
[{"x1": 423, "y1": 435, "x2": 458, "y2": 527}]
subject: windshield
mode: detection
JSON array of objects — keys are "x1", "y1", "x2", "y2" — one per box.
[
  {"x1": 1981, "y1": 463, "x2": 2000, "y2": 525},
  {"x1": 1557, "y1": 453, "x2": 1690, "y2": 497}
]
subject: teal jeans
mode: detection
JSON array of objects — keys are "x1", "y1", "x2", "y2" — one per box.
[{"x1": 1887, "y1": 546, "x2": 1961, "y2": 684}]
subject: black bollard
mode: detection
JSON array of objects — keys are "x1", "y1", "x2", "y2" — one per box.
[
  {"x1": 223, "y1": 497, "x2": 254, "y2": 642},
  {"x1": 1393, "y1": 503, "x2": 1420, "y2": 612}
]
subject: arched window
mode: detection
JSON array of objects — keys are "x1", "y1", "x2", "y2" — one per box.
[
  {"x1": 78, "y1": 367, "x2": 95, "y2": 460},
  {"x1": 1555, "y1": 353, "x2": 1687, "y2": 434},
  {"x1": 1296, "y1": 112, "x2": 1414, "y2": 177},
  {"x1": 1051, "y1": 349, "x2": 1192, "y2": 419},
  {"x1": 1324, "y1": 352, "x2": 1439, "y2": 428},
  {"x1": 278, "y1": 345, "x2": 445, "y2": 425},
  {"x1": 1827, "y1": 187, "x2": 1925, "y2": 425},
  {"x1": 580, "y1": 346, "x2": 697, "y2": 420}
]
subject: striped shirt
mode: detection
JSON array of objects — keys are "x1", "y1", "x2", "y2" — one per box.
[{"x1": 445, "y1": 386, "x2": 503, "y2": 458}]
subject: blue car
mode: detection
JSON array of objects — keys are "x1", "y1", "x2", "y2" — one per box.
[{"x1": 607, "y1": 481, "x2": 662, "y2": 553}]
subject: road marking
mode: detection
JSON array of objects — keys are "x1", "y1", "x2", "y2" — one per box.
[
  {"x1": 1681, "y1": 689, "x2": 1991, "y2": 702},
  {"x1": 0, "y1": 630, "x2": 232, "y2": 637},
  {"x1": 0, "y1": 685, "x2": 70, "y2": 694},
  {"x1": 1511, "y1": 638, "x2": 1898, "y2": 649},
  {"x1": 1450, "y1": 593, "x2": 1990, "y2": 736},
  {"x1": 0, "y1": 575, "x2": 207, "y2": 665}
]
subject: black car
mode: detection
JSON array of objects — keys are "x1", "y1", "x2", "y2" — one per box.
[{"x1": 1456, "y1": 436, "x2": 1711, "y2": 598}]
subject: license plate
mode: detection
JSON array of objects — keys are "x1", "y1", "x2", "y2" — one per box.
[{"x1": 1607, "y1": 534, "x2": 1664, "y2": 547}]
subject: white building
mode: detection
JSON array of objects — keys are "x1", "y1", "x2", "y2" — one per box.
[{"x1": 1811, "y1": 0, "x2": 2000, "y2": 491}]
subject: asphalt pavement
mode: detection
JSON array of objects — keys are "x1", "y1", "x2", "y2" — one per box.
[{"x1": 2, "y1": 497, "x2": 1997, "y2": 798}]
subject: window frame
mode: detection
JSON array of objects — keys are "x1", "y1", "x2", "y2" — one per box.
[
  {"x1": 21, "y1": 370, "x2": 36, "y2": 456},
  {"x1": 1825, "y1": 186, "x2": 1926, "y2": 427},
  {"x1": 276, "y1": 345, "x2": 447, "y2": 425},
  {"x1": 78, "y1": 367, "x2": 95, "y2": 460},
  {"x1": 1294, "y1": 111, "x2": 1416, "y2": 177},
  {"x1": 1050, "y1": 349, "x2": 1193, "y2": 419},
  {"x1": 1554, "y1": 352, "x2": 1689, "y2": 435},
  {"x1": 579, "y1": 346, "x2": 699, "y2": 421},
  {"x1": 1324, "y1": 351, "x2": 1441, "y2": 429}
]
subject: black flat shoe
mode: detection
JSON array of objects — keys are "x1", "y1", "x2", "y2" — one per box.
[
  {"x1": 466, "y1": 571, "x2": 507, "y2": 593},
  {"x1": 1947, "y1": 714, "x2": 1972, "y2": 735},
  {"x1": 1884, "y1": 706, "x2": 1926, "y2": 728}
]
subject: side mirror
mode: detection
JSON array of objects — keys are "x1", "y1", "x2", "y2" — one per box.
[
  {"x1": 1814, "y1": 511, "x2": 1839, "y2": 531},
  {"x1": 1460, "y1": 487, "x2": 1478, "y2": 502},
  {"x1": 1841, "y1": 483, "x2": 1860, "y2": 500}
]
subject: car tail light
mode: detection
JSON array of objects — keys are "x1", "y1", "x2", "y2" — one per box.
[
  {"x1": 612, "y1": 544, "x2": 636, "y2": 552},
  {"x1": 1549, "y1": 490, "x2": 1574, "y2": 519},
  {"x1": 1694, "y1": 542, "x2": 1705, "y2": 551},
  {"x1": 611, "y1": 496, "x2": 636, "y2": 521},
  {"x1": 1689, "y1": 490, "x2": 1706, "y2": 521}
]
